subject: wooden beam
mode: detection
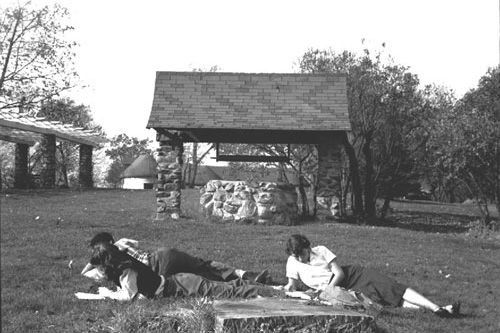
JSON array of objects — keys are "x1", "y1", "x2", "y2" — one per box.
[
  {"x1": 216, "y1": 155, "x2": 289, "y2": 163},
  {"x1": 0, "y1": 114, "x2": 105, "y2": 147}
]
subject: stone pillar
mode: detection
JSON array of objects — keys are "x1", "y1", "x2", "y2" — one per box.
[
  {"x1": 317, "y1": 140, "x2": 342, "y2": 218},
  {"x1": 40, "y1": 134, "x2": 56, "y2": 189},
  {"x1": 154, "y1": 133, "x2": 184, "y2": 221},
  {"x1": 14, "y1": 143, "x2": 29, "y2": 189},
  {"x1": 79, "y1": 144, "x2": 93, "y2": 188}
]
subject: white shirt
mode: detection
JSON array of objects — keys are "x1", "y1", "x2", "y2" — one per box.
[{"x1": 286, "y1": 245, "x2": 337, "y2": 290}]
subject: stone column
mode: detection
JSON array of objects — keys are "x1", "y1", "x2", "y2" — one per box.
[
  {"x1": 14, "y1": 143, "x2": 29, "y2": 189},
  {"x1": 317, "y1": 139, "x2": 342, "y2": 218},
  {"x1": 40, "y1": 134, "x2": 56, "y2": 189},
  {"x1": 79, "y1": 144, "x2": 93, "y2": 188},
  {"x1": 154, "y1": 133, "x2": 184, "y2": 221}
]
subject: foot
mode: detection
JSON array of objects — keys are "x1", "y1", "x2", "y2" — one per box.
[{"x1": 434, "y1": 301, "x2": 460, "y2": 317}]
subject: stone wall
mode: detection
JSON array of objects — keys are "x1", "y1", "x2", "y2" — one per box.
[
  {"x1": 154, "y1": 136, "x2": 184, "y2": 221},
  {"x1": 200, "y1": 180, "x2": 298, "y2": 225}
]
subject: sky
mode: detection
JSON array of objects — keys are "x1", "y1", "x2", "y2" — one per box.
[{"x1": 12, "y1": 0, "x2": 500, "y2": 140}]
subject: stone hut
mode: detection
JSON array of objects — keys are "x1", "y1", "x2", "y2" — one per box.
[{"x1": 146, "y1": 72, "x2": 351, "y2": 221}]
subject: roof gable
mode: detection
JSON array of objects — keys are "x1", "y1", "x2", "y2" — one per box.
[
  {"x1": 147, "y1": 72, "x2": 350, "y2": 132},
  {"x1": 121, "y1": 155, "x2": 157, "y2": 178}
]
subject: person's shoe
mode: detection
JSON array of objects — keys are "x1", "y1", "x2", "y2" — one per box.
[
  {"x1": 451, "y1": 301, "x2": 461, "y2": 316},
  {"x1": 434, "y1": 307, "x2": 452, "y2": 317},
  {"x1": 434, "y1": 302, "x2": 460, "y2": 318}
]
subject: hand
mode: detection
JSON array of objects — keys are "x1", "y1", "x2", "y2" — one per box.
[{"x1": 98, "y1": 287, "x2": 112, "y2": 297}]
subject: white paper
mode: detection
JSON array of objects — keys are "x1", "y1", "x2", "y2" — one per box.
[{"x1": 75, "y1": 292, "x2": 106, "y2": 300}]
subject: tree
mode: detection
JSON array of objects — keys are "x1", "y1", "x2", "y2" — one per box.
[
  {"x1": 298, "y1": 47, "x2": 426, "y2": 222},
  {"x1": 105, "y1": 134, "x2": 153, "y2": 187},
  {"x1": 426, "y1": 67, "x2": 500, "y2": 227},
  {"x1": 0, "y1": 1, "x2": 78, "y2": 112}
]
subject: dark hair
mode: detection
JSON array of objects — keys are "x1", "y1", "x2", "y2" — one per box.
[
  {"x1": 90, "y1": 232, "x2": 115, "y2": 247},
  {"x1": 286, "y1": 234, "x2": 311, "y2": 256},
  {"x1": 90, "y1": 242, "x2": 131, "y2": 283}
]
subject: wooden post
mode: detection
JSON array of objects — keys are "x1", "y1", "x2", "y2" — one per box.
[
  {"x1": 154, "y1": 133, "x2": 184, "y2": 221},
  {"x1": 40, "y1": 134, "x2": 56, "y2": 189},
  {"x1": 14, "y1": 143, "x2": 29, "y2": 189},
  {"x1": 78, "y1": 144, "x2": 93, "y2": 188}
]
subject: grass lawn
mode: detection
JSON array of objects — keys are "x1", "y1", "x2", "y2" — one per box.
[{"x1": 1, "y1": 188, "x2": 499, "y2": 333}]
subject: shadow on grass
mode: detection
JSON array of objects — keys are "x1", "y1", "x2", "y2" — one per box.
[
  {"x1": 382, "y1": 211, "x2": 476, "y2": 234},
  {"x1": 330, "y1": 211, "x2": 478, "y2": 234},
  {"x1": 1, "y1": 188, "x2": 118, "y2": 198}
]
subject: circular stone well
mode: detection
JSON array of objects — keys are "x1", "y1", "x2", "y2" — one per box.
[{"x1": 200, "y1": 180, "x2": 299, "y2": 225}]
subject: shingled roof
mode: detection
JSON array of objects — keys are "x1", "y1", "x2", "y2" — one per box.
[{"x1": 147, "y1": 72, "x2": 350, "y2": 144}]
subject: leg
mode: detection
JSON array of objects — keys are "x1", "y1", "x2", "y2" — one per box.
[
  {"x1": 169, "y1": 273, "x2": 284, "y2": 299},
  {"x1": 150, "y1": 248, "x2": 236, "y2": 281},
  {"x1": 402, "y1": 288, "x2": 460, "y2": 316},
  {"x1": 402, "y1": 288, "x2": 440, "y2": 311}
]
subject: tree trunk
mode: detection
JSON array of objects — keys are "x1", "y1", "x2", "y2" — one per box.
[
  {"x1": 362, "y1": 135, "x2": 376, "y2": 221},
  {"x1": 341, "y1": 134, "x2": 364, "y2": 216}
]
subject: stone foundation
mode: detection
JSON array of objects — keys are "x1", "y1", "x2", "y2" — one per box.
[{"x1": 200, "y1": 180, "x2": 298, "y2": 225}]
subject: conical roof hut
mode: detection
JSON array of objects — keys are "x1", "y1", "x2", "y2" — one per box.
[{"x1": 121, "y1": 155, "x2": 157, "y2": 189}]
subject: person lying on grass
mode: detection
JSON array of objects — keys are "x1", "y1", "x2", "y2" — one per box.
[
  {"x1": 280, "y1": 234, "x2": 460, "y2": 318},
  {"x1": 81, "y1": 232, "x2": 271, "y2": 284},
  {"x1": 80, "y1": 242, "x2": 285, "y2": 301}
]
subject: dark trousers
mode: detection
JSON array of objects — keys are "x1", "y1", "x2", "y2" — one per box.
[
  {"x1": 149, "y1": 248, "x2": 237, "y2": 281},
  {"x1": 163, "y1": 273, "x2": 284, "y2": 299}
]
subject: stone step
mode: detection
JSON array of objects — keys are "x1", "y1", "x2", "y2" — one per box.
[{"x1": 214, "y1": 297, "x2": 375, "y2": 333}]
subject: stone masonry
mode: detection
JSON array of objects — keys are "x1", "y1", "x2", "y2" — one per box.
[
  {"x1": 14, "y1": 143, "x2": 29, "y2": 189},
  {"x1": 154, "y1": 135, "x2": 184, "y2": 221},
  {"x1": 200, "y1": 180, "x2": 298, "y2": 225},
  {"x1": 39, "y1": 133, "x2": 56, "y2": 189},
  {"x1": 317, "y1": 140, "x2": 343, "y2": 217},
  {"x1": 78, "y1": 144, "x2": 93, "y2": 188}
]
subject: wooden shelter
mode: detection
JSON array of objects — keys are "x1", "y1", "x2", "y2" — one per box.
[
  {"x1": 0, "y1": 110, "x2": 106, "y2": 189},
  {"x1": 146, "y1": 71, "x2": 351, "y2": 220}
]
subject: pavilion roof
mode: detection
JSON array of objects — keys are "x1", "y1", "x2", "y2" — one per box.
[
  {"x1": 0, "y1": 110, "x2": 107, "y2": 147},
  {"x1": 146, "y1": 72, "x2": 350, "y2": 144}
]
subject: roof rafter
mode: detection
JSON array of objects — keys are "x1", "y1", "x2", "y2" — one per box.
[{"x1": 0, "y1": 110, "x2": 107, "y2": 147}]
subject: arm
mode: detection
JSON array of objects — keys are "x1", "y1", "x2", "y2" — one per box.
[
  {"x1": 327, "y1": 259, "x2": 345, "y2": 287},
  {"x1": 284, "y1": 277, "x2": 299, "y2": 292}
]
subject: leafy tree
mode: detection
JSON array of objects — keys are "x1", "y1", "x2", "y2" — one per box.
[
  {"x1": 298, "y1": 47, "x2": 427, "y2": 222},
  {"x1": 427, "y1": 67, "x2": 500, "y2": 227},
  {"x1": 0, "y1": 1, "x2": 78, "y2": 112},
  {"x1": 0, "y1": 141, "x2": 14, "y2": 188},
  {"x1": 105, "y1": 134, "x2": 153, "y2": 187}
]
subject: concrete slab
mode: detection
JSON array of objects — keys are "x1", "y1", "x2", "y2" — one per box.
[{"x1": 214, "y1": 297, "x2": 375, "y2": 333}]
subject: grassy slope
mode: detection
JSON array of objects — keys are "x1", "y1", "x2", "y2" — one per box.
[{"x1": 1, "y1": 189, "x2": 499, "y2": 333}]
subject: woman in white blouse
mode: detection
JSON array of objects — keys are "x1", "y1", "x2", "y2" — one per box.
[{"x1": 283, "y1": 234, "x2": 460, "y2": 317}]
